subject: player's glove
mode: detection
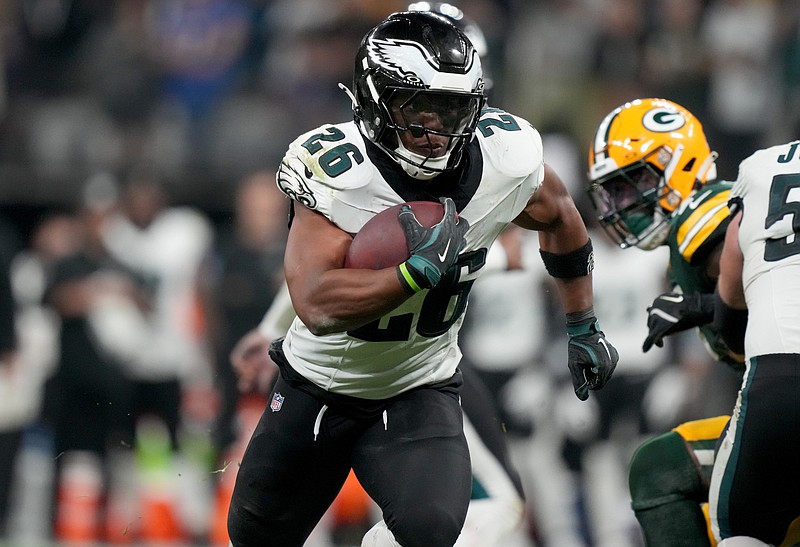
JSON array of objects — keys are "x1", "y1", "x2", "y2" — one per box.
[
  {"x1": 642, "y1": 291, "x2": 714, "y2": 352},
  {"x1": 397, "y1": 197, "x2": 468, "y2": 292},
  {"x1": 567, "y1": 316, "x2": 619, "y2": 401}
]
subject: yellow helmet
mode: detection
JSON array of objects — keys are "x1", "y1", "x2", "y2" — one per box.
[{"x1": 587, "y1": 98, "x2": 717, "y2": 249}]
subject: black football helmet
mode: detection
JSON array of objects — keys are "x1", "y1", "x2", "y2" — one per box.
[
  {"x1": 406, "y1": 2, "x2": 492, "y2": 89},
  {"x1": 351, "y1": 11, "x2": 485, "y2": 180}
]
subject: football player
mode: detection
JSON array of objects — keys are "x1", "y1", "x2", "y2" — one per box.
[
  {"x1": 710, "y1": 141, "x2": 800, "y2": 546},
  {"x1": 588, "y1": 99, "x2": 800, "y2": 546},
  {"x1": 226, "y1": 11, "x2": 618, "y2": 547},
  {"x1": 588, "y1": 98, "x2": 741, "y2": 368},
  {"x1": 586, "y1": 98, "x2": 738, "y2": 545}
]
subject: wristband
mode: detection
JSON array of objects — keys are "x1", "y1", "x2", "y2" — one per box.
[{"x1": 397, "y1": 262, "x2": 423, "y2": 294}]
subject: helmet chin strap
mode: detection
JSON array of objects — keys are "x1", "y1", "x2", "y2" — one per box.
[{"x1": 394, "y1": 142, "x2": 450, "y2": 180}]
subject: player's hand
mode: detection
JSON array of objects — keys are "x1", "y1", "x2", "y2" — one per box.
[
  {"x1": 643, "y1": 292, "x2": 714, "y2": 352},
  {"x1": 566, "y1": 318, "x2": 618, "y2": 401},
  {"x1": 230, "y1": 329, "x2": 278, "y2": 393},
  {"x1": 398, "y1": 197, "x2": 468, "y2": 290}
]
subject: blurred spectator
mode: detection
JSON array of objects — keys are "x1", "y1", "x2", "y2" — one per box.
[
  {"x1": 503, "y1": 0, "x2": 599, "y2": 140},
  {"x1": 0, "y1": 214, "x2": 21, "y2": 539},
  {"x1": 4, "y1": 0, "x2": 112, "y2": 97},
  {"x1": 259, "y1": 0, "x2": 388, "y2": 133},
  {"x1": 144, "y1": 0, "x2": 258, "y2": 121},
  {"x1": 641, "y1": 0, "x2": 710, "y2": 117},
  {"x1": 700, "y1": 0, "x2": 779, "y2": 180},
  {"x1": 40, "y1": 173, "x2": 143, "y2": 543},
  {"x1": 3, "y1": 211, "x2": 75, "y2": 544},
  {"x1": 100, "y1": 167, "x2": 215, "y2": 542},
  {"x1": 773, "y1": 0, "x2": 800, "y2": 142},
  {"x1": 589, "y1": 0, "x2": 649, "y2": 118},
  {"x1": 202, "y1": 170, "x2": 288, "y2": 455}
]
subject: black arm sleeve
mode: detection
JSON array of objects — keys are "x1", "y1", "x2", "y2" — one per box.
[{"x1": 712, "y1": 288, "x2": 747, "y2": 355}]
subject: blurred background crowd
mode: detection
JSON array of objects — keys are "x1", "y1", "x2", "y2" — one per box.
[{"x1": 0, "y1": 0, "x2": 797, "y2": 546}]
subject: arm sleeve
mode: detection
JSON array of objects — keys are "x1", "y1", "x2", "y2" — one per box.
[{"x1": 257, "y1": 282, "x2": 296, "y2": 339}]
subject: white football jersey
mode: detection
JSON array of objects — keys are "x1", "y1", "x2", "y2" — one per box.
[
  {"x1": 733, "y1": 140, "x2": 800, "y2": 356},
  {"x1": 276, "y1": 109, "x2": 545, "y2": 399}
]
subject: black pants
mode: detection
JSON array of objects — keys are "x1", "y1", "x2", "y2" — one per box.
[
  {"x1": 227, "y1": 343, "x2": 471, "y2": 547},
  {"x1": 712, "y1": 353, "x2": 800, "y2": 544}
]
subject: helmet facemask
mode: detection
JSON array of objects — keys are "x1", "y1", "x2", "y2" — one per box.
[
  {"x1": 589, "y1": 153, "x2": 674, "y2": 250},
  {"x1": 382, "y1": 87, "x2": 482, "y2": 179}
]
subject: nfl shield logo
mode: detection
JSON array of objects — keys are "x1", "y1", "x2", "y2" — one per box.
[{"x1": 270, "y1": 392, "x2": 285, "y2": 412}]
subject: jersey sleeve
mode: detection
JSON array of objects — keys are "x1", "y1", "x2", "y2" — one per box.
[
  {"x1": 477, "y1": 108, "x2": 544, "y2": 183},
  {"x1": 276, "y1": 123, "x2": 375, "y2": 229}
]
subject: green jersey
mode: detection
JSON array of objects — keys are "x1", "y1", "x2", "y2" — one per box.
[{"x1": 666, "y1": 181, "x2": 744, "y2": 368}]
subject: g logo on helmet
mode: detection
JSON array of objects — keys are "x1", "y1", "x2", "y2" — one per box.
[{"x1": 642, "y1": 107, "x2": 686, "y2": 133}]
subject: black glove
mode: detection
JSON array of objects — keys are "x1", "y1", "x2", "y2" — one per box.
[
  {"x1": 642, "y1": 291, "x2": 714, "y2": 352},
  {"x1": 397, "y1": 197, "x2": 468, "y2": 291},
  {"x1": 566, "y1": 317, "x2": 619, "y2": 401}
]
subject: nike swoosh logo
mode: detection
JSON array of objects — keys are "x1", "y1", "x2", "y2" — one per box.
[
  {"x1": 599, "y1": 337, "x2": 612, "y2": 361},
  {"x1": 660, "y1": 295, "x2": 684, "y2": 303},
  {"x1": 649, "y1": 309, "x2": 679, "y2": 324},
  {"x1": 438, "y1": 240, "x2": 451, "y2": 262}
]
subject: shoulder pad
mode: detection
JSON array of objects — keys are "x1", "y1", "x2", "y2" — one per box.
[
  {"x1": 279, "y1": 122, "x2": 374, "y2": 196},
  {"x1": 674, "y1": 182, "x2": 732, "y2": 264},
  {"x1": 475, "y1": 108, "x2": 543, "y2": 178}
]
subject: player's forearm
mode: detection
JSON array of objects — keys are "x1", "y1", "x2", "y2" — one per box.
[
  {"x1": 551, "y1": 274, "x2": 594, "y2": 315},
  {"x1": 289, "y1": 268, "x2": 410, "y2": 336}
]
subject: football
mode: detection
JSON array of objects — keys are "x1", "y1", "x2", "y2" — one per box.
[{"x1": 344, "y1": 201, "x2": 445, "y2": 269}]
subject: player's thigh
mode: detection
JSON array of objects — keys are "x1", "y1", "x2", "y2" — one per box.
[
  {"x1": 352, "y1": 385, "x2": 471, "y2": 546},
  {"x1": 711, "y1": 354, "x2": 800, "y2": 544},
  {"x1": 228, "y1": 376, "x2": 354, "y2": 546}
]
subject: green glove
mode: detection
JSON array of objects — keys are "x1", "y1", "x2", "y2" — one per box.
[
  {"x1": 567, "y1": 317, "x2": 619, "y2": 401},
  {"x1": 397, "y1": 197, "x2": 468, "y2": 292}
]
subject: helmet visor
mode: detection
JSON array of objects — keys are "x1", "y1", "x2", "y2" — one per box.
[{"x1": 386, "y1": 88, "x2": 482, "y2": 139}]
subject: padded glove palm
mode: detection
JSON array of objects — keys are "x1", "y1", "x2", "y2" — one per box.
[
  {"x1": 642, "y1": 291, "x2": 714, "y2": 352},
  {"x1": 398, "y1": 197, "x2": 468, "y2": 290},
  {"x1": 567, "y1": 318, "x2": 619, "y2": 401}
]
